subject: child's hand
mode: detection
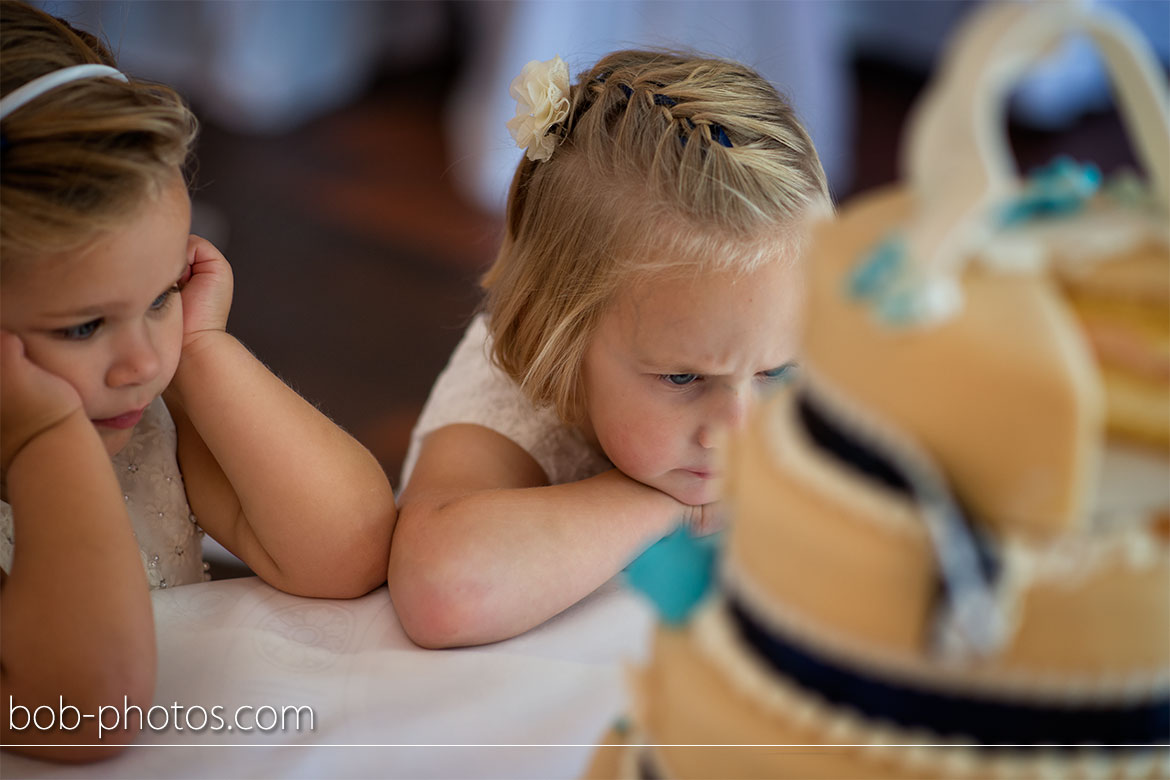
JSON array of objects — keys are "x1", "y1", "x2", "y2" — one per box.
[
  {"x1": 179, "y1": 234, "x2": 234, "y2": 350},
  {"x1": 0, "y1": 331, "x2": 84, "y2": 471},
  {"x1": 685, "y1": 500, "x2": 728, "y2": 537}
]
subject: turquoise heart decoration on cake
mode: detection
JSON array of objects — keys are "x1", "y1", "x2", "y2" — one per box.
[{"x1": 624, "y1": 526, "x2": 720, "y2": 624}]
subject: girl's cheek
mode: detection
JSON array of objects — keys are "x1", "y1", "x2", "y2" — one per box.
[
  {"x1": 599, "y1": 418, "x2": 649, "y2": 473},
  {"x1": 619, "y1": 416, "x2": 677, "y2": 473}
]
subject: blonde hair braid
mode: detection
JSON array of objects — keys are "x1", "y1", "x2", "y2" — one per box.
[{"x1": 484, "y1": 49, "x2": 831, "y2": 424}]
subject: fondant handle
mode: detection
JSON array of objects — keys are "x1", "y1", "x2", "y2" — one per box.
[{"x1": 899, "y1": 0, "x2": 1170, "y2": 286}]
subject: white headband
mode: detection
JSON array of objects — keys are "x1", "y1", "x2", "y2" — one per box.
[{"x1": 0, "y1": 64, "x2": 128, "y2": 121}]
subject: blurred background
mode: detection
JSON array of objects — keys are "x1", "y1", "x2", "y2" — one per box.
[{"x1": 33, "y1": 0, "x2": 1169, "y2": 484}]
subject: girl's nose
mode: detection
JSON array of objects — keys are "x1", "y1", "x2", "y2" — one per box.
[
  {"x1": 106, "y1": 326, "x2": 161, "y2": 388},
  {"x1": 698, "y1": 385, "x2": 750, "y2": 448}
]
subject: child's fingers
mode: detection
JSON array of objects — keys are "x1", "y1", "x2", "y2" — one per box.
[
  {"x1": 187, "y1": 233, "x2": 227, "y2": 267},
  {"x1": 690, "y1": 501, "x2": 728, "y2": 536},
  {"x1": 0, "y1": 330, "x2": 29, "y2": 372},
  {"x1": 179, "y1": 234, "x2": 235, "y2": 339},
  {"x1": 183, "y1": 234, "x2": 233, "y2": 286},
  {"x1": 1, "y1": 331, "x2": 76, "y2": 399},
  {"x1": 1, "y1": 329, "x2": 20, "y2": 353},
  {"x1": 0, "y1": 331, "x2": 83, "y2": 471}
]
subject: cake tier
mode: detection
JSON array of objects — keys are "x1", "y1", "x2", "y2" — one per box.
[
  {"x1": 600, "y1": 615, "x2": 1169, "y2": 779},
  {"x1": 1058, "y1": 245, "x2": 1170, "y2": 451},
  {"x1": 801, "y1": 187, "x2": 1104, "y2": 538},
  {"x1": 724, "y1": 389, "x2": 1170, "y2": 677}
]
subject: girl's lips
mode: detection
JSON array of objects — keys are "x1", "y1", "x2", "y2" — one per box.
[
  {"x1": 93, "y1": 407, "x2": 146, "y2": 429},
  {"x1": 685, "y1": 469, "x2": 719, "y2": 480}
]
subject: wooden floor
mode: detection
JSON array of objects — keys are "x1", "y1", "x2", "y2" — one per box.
[{"x1": 190, "y1": 56, "x2": 1135, "y2": 486}]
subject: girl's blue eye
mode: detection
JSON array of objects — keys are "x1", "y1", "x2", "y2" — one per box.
[
  {"x1": 761, "y1": 363, "x2": 798, "y2": 383},
  {"x1": 663, "y1": 373, "x2": 699, "y2": 386},
  {"x1": 150, "y1": 287, "x2": 178, "y2": 311},
  {"x1": 58, "y1": 319, "x2": 103, "y2": 341}
]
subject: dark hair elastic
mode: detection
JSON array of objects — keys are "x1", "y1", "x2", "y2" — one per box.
[{"x1": 600, "y1": 75, "x2": 733, "y2": 149}]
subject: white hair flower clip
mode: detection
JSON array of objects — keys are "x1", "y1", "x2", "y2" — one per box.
[{"x1": 506, "y1": 55, "x2": 571, "y2": 163}]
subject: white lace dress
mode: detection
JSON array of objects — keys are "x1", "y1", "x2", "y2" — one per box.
[
  {"x1": 400, "y1": 314, "x2": 613, "y2": 490},
  {"x1": 0, "y1": 397, "x2": 209, "y2": 589}
]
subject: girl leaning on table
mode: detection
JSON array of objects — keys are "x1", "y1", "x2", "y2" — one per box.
[
  {"x1": 0, "y1": 0, "x2": 396, "y2": 760},
  {"x1": 390, "y1": 50, "x2": 831, "y2": 648}
]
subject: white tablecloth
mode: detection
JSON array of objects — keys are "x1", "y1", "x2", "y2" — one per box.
[
  {"x1": 3, "y1": 444, "x2": 1163, "y2": 778},
  {"x1": 1, "y1": 576, "x2": 654, "y2": 779}
]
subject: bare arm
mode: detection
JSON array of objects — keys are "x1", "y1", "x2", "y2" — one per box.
[
  {"x1": 0, "y1": 335, "x2": 154, "y2": 760},
  {"x1": 388, "y1": 423, "x2": 688, "y2": 648},
  {"x1": 166, "y1": 236, "x2": 395, "y2": 598}
]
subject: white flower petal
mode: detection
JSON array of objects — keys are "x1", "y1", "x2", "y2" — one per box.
[{"x1": 505, "y1": 55, "x2": 571, "y2": 162}]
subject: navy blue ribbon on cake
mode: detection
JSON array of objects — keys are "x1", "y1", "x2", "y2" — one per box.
[
  {"x1": 797, "y1": 389, "x2": 1010, "y2": 661},
  {"x1": 726, "y1": 597, "x2": 1170, "y2": 747},
  {"x1": 728, "y1": 390, "x2": 1170, "y2": 747}
]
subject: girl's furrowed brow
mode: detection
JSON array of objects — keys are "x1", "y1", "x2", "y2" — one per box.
[{"x1": 636, "y1": 356, "x2": 704, "y2": 374}]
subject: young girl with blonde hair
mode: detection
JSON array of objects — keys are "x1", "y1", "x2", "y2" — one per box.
[
  {"x1": 0, "y1": 0, "x2": 396, "y2": 759},
  {"x1": 391, "y1": 50, "x2": 830, "y2": 648}
]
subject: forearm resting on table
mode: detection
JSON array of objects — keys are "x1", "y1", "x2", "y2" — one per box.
[
  {"x1": 389, "y1": 469, "x2": 678, "y2": 648},
  {"x1": 168, "y1": 331, "x2": 395, "y2": 597},
  {"x1": 1, "y1": 412, "x2": 155, "y2": 756}
]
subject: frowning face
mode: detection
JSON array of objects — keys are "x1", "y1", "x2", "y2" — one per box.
[{"x1": 580, "y1": 255, "x2": 804, "y2": 506}]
